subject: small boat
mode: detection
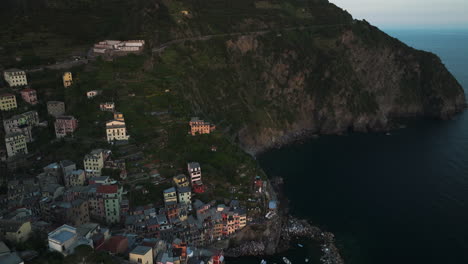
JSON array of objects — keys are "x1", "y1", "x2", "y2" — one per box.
[
  {"x1": 305, "y1": 258, "x2": 309, "y2": 263},
  {"x1": 297, "y1": 244, "x2": 303, "y2": 248},
  {"x1": 261, "y1": 259, "x2": 267, "y2": 264},
  {"x1": 283, "y1": 257, "x2": 292, "y2": 264},
  {"x1": 386, "y1": 132, "x2": 391, "y2": 136}
]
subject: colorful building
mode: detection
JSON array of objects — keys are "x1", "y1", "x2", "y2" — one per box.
[
  {"x1": 97, "y1": 184, "x2": 122, "y2": 224},
  {"x1": 0, "y1": 93, "x2": 17, "y2": 111},
  {"x1": 54, "y1": 115, "x2": 78, "y2": 138},
  {"x1": 114, "y1": 112, "x2": 124, "y2": 121},
  {"x1": 106, "y1": 120, "x2": 129, "y2": 143},
  {"x1": 173, "y1": 174, "x2": 190, "y2": 188},
  {"x1": 83, "y1": 149, "x2": 110, "y2": 177},
  {"x1": 4, "y1": 69, "x2": 27, "y2": 87},
  {"x1": 177, "y1": 186, "x2": 192, "y2": 204},
  {"x1": 64, "y1": 169, "x2": 86, "y2": 188},
  {"x1": 163, "y1": 187, "x2": 177, "y2": 205},
  {"x1": 129, "y1": 245, "x2": 153, "y2": 264},
  {"x1": 63, "y1": 72, "x2": 73, "y2": 87},
  {"x1": 20, "y1": 88, "x2": 37, "y2": 105},
  {"x1": 100, "y1": 102, "x2": 115, "y2": 112},
  {"x1": 189, "y1": 117, "x2": 215, "y2": 136},
  {"x1": 187, "y1": 162, "x2": 202, "y2": 183}
]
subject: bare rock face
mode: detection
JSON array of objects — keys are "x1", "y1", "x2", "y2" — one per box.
[{"x1": 228, "y1": 22, "x2": 465, "y2": 154}]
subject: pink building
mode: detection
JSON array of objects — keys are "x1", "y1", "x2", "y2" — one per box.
[
  {"x1": 20, "y1": 88, "x2": 38, "y2": 105},
  {"x1": 54, "y1": 115, "x2": 78, "y2": 138}
]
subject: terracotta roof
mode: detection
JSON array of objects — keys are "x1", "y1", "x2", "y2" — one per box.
[
  {"x1": 0, "y1": 93, "x2": 14, "y2": 97},
  {"x1": 105, "y1": 235, "x2": 127, "y2": 253},
  {"x1": 97, "y1": 185, "x2": 118, "y2": 194},
  {"x1": 21, "y1": 88, "x2": 36, "y2": 92}
]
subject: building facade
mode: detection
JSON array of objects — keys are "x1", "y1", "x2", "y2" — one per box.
[
  {"x1": 3, "y1": 111, "x2": 39, "y2": 134},
  {"x1": 189, "y1": 117, "x2": 215, "y2": 136},
  {"x1": 4, "y1": 69, "x2": 27, "y2": 87},
  {"x1": 187, "y1": 162, "x2": 202, "y2": 183},
  {"x1": 129, "y1": 246, "x2": 153, "y2": 264},
  {"x1": 63, "y1": 72, "x2": 73, "y2": 87},
  {"x1": 114, "y1": 112, "x2": 124, "y2": 121},
  {"x1": 177, "y1": 187, "x2": 191, "y2": 204},
  {"x1": 47, "y1": 101, "x2": 66, "y2": 117},
  {"x1": 83, "y1": 149, "x2": 109, "y2": 177},
  {"x1": 100, "y1": 102, "x2": 115, "y2": 112},
  {"x1": 0, "y1": 94, "x2": 17, "y2": 111},
  {"x1": 20, "y1": 88, "x2": 37, "y2": 105},
  {"x1": 106, "y1": 120, "x2": 129, "y2": 143},
  {"x1": 55, "y1": 116, "x2": 78, "y2": 138},
  {"x1": 5, "y1": 133, "x2": 28, "y2": 158},
  {"x1": 97, "y1": 185, "x2": 122, "y2": 224}
]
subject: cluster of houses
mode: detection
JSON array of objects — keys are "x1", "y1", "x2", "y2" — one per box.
[
  {"x1": 0, "y1": 69, "x2": 79, "y2": 160},
  {"x1": 0, "y1": 45, "x2": 270, "y2": 264},
  {"x1": 93, "y1": 40, "x2": 145, "y2": 56},
  {"x1": 0, "y1": 143, "x2": 241, "y2": 263},
  {"x1": 0, "y1": 68, "x2": 133, "y2": 161}
]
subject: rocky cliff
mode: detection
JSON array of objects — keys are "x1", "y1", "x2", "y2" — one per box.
[{"x1": 154, "y1": 18, "x2": 465, "y2": 155}]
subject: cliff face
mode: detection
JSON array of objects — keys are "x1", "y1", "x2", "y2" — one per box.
[
  {"x1": 231, "y1": 23, "x2": 466, "y2": 154},
  {"x1": 158, "y1": 19, "x2": 465, "y2": 154}
]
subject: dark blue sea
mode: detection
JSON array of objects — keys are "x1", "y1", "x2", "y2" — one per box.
[{"x1": 230, "y1": 29, "x2": 468, "y2": 264}]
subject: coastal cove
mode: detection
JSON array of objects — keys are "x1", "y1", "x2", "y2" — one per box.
[{"x1": 253, "y1": 29, "x2": 468, "y2": 264}]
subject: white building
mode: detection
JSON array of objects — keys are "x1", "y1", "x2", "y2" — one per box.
[
  {"x1": 5, "y1": 133, "x2": 28, "y2": 158},
  {"x1": 99, "y1": 102, "x2": 115, "y2": 112},
  {"x1": 4, "y1": 69, "x2": 27, "y2": 87},
  {"x1": 48, "y1": 225, "x2": 93, "y2": 256},
  {"x1": 106, "y1": 120, "x2": 129, "y2": 143},
  {"x1": 177, "y1": 186, "x2": 192, "y2": 204},
  {"x1": 86, "y1": 90, "x2": 101, "y2": 99},
  {"x1": 187, "y1": 162, "x2": 202, "y2": 183}
]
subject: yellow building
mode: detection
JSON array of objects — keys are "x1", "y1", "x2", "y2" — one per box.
[
  {"x1": 173, "y1": 174, "x2": 190, "y2": 188},
  {"x1": 5, "y1": 132, "x2": 28, "y2": 158},
  {"x1": 163, "y1": 187, "x2": 177, "y2": 204},
  {"x1": 63, "y1": 72, "x2": 73, "y2": 88},
  {"x1": 84, "y1": 149, "x2": 109, "y2": 177},
  {"x1": 129, "y1": 246, "x2": 153, "y2": 264},
  {"x1": 114, "y1": 112, "x2": 125, "y2": 121},
  {"x1": 0, "y1": 93, "x2": 17, "y2": 111},
  {"x1": 4, "y1": 69, "x2": 27, "y2": 87},
  {"x1": 0, "y1": 220, "x2": 32, "y2": 244},
  {"x1": 106, "y1": 120, "x2": 129, "y2": 143}
]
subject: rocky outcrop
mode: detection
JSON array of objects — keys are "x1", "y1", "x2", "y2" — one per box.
[{"x1": 230, "y1": 22, "x2": 465, "y2": 154}]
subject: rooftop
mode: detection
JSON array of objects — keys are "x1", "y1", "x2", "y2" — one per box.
[
  {"x1": 97, "y1": 185, "x2": 118, "y2": 194},
  {"x1": 164, "y1": 187, "x2": 176, "y2": 193},
  {"x1": 49, "y1": 225, "x2": 77, "y2": 244},
  {"x1": 0, "y1": 252, "x2": 23, "y2": 264},
  {"x1": 130, "y1": 246, "x2": 152, "y2": 255},
  {"x1": 188, "y1": 162, "x2": 201, "y2": 169},
  {"x1": 178, "y1": 186, "x2": 191, "y2": 193},
  {"x1": 47, "y1": 101, "x2": 64, "y2": 105},
  {"x1": 56, "y1": 115, "x2": 76, "y2": 120}
]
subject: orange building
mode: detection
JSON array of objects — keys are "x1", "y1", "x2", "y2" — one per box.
[{"x1": 189, "y1": 117, "x2": 215, "y2": 136}]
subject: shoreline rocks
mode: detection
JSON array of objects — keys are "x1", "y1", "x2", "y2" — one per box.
[{"x1": 280, "y1": 217, "x2": 344, "y2": 264}]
